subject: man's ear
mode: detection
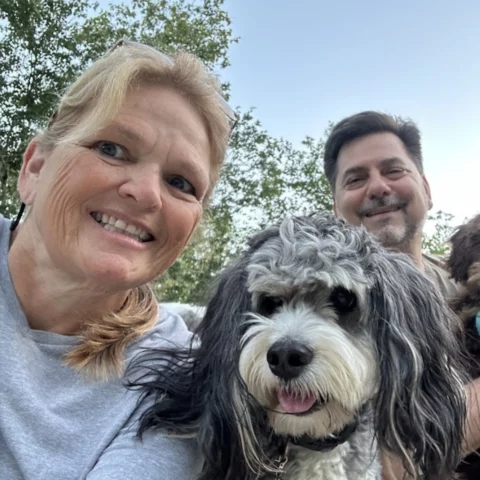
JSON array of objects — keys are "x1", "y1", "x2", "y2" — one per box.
[
  {"x1": 17, "y1": 138, "x2": 46, "y2": 205},
  {"x1": 422, "y1": 175, "x2": 433, "y2": 210},
  {"x1": 333, "y1": 198, "x2": 339, "y2": 217}
]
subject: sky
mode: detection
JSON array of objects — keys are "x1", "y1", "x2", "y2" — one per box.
[{"x1": 221, "y1": 0, "x2": 479, "y2": 228}]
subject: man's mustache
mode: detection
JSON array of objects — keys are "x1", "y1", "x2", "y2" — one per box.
[{"x1": 358, "y1": 197, "x2": 408, "y2": 217}]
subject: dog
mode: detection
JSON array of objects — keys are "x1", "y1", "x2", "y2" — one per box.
[
  {"x1": 447, "y1": 213, "x2": 480, "y2": 478},
  {"x1": 133, "y1": 213, "x2": 467, "y2": 480}
]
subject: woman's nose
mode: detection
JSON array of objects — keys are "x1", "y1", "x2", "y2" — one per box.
[{"x1": 118, "y1": 168, "x2": 162, "y2": 211}]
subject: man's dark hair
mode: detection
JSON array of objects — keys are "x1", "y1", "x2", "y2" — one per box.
[{"x1": 323, "y1": 111, "x2": 424, "y2": 192}]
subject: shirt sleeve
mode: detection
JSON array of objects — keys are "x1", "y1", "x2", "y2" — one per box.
[
  {"x1": 86, "y1": 400, "x2": 200, "y2": 480},
  {"x1": 87, "y1": 308, "x2": 200, "y2": 479}
]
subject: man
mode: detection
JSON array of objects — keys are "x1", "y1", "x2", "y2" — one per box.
[{"x1": 323, "y1": 111, "x2": 480, "y2": 478}]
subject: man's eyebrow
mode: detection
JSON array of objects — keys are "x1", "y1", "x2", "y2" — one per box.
[
  {"x1": 341, "y1": 165, "x2": 368, "y2": 179},
  {"x1": 379, "y1": 157, "x2": 406, "y2": 167}
]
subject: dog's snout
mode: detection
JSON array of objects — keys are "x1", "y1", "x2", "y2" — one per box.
[{"x1": 266, "y1": 340, "x2": 313, "y2": 380}]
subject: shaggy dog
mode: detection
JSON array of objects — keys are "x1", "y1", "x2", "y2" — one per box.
[
  {"x1": 133, "y1": 213, "x2": 466, "y2": 480},
  {"x1": 448, "y1": 213, "x2": 480, "y2": 478}
]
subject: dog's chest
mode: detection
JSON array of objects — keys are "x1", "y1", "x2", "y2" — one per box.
[{"x1": 279, "y1": 439, "x2": 381, "y2": 480}]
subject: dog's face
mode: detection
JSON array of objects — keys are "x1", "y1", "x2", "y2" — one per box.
[
  {"x1": 448, "y1": 213, "x2": 480, "y2": 290},
  {"x1": 239, "y1": 218, "x2": 379, "y2": 438},
  {"x1": 135, "y1": 213, "x2": 467, "y2": 480}
]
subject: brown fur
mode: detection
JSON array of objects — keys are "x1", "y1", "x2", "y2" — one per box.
[{"x1": 447, "y1": 213, "x2": 480, "y2": 478}]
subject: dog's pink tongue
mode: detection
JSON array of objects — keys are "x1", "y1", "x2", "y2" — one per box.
[{"x1": 277, "y1": 390, "x2": 316, "y2": 414}]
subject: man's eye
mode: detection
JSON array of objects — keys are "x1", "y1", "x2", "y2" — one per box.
[
  {"x1": 94, "y1": 141, "x2": 127, "y2": 160},
  {"x1": 167, "y1": 175, "x2": 196, "y2": 196},
  {"x1": 345, "y1": 177, "x2": 365, "y2": 188},
  {"x1": 386, "y1": 168, "x2": 406, "y2": 178}
]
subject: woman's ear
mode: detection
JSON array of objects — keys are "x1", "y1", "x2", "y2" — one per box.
[{"x1": 17, "y1": 138, "x2": 46, "y2": 205}]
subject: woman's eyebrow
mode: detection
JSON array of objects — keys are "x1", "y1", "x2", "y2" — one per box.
[{"x1": 106, "y1": 122, "x2": 150, "y2": 146}]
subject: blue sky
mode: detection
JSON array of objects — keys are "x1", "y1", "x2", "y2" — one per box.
[{"x1": 222, "y1": 0, "x2": 478, "y2": 227}]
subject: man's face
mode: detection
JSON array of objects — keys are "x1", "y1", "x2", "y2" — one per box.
[{"x1": 333, "y1": 132, "x2": 432, "y2": 251}]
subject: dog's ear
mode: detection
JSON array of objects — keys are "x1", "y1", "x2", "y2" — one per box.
[
  {"x1": 130, "y1": 252, "x2": 265, "y2": 480},
  {"x1": 370, "y1": 251, "x2": 467, "y2": 479},
  {"x1": 192, "y1": 254, "x2": 270, "y2": 480}
]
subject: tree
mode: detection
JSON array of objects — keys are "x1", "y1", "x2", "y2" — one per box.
[
  {"x1": 0, "y1": 0, "x2": 236, "y2": 217},
  {"x1": 1, "y1": 0, "x2": 335, "y2": 303},
  {"x1": 422, "y1": 210, "x2": 456, "y2": 256},
  {"x1": 157, "y1": 113, "x2": 334, "y2": 302},
  {"x1": 0, "y1": 0, "x2": 459, "y2": 304}
]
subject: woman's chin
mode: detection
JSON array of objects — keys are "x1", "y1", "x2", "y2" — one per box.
[{"x1": 79, "y1": 256, "x2": 148, "y2": 291}]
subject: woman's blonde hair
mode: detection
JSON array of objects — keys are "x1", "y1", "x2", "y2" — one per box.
[
  {"x1": 42, "y1": 41, "x2": 233, "y2": 379},
  {"x1": 40, "y1": 41, "x2": 232, "y2": 202}
]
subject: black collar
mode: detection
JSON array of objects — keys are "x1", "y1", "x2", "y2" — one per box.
[
  {"x1": 270, "y1": 408, "x2": 366, "y2": 477},
  {"x1": 288, "y1": 418, "x2": 358, "y2": 452},
  {"x1": 270, "y1": 420, "x2": 359, "y2": 478}
]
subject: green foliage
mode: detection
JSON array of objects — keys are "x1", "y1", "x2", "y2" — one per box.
[
  {"x1": 0, "y1": 0, "x2": 459, "y2": 303},
  {"x1": 158, "y1": 112, "x2": 334, "y2": 302},
  {"x1": 155, "y1": 207, "x2": 233, "y2": 303},
  {"x1": 0, "y1": 0, "x2": 236, "y2": 217},
  {"x1": 422, "y1": 210, "x2": 455, "y2": 256},
  {"x1": 0, "y1": 0, "x2": 97, "y2": 215}
]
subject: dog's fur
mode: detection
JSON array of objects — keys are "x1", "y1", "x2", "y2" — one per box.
[
  {"x1": 448, "y1": 213, "x2": 480, "y2": 478},
  {"x1": 132, "y1": 213, "x2": 467, "y2": 480}
]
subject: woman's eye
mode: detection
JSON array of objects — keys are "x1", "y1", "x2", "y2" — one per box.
[
  {"x1": 167, "y1": 175, "x2": 196, "y2": 196},
  {"x1": 94, "y1": 141, "x2": 127, "y2": 160}
]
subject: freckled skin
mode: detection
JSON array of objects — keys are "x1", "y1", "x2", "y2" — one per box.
[{"x1": 10, "y1": 85, "x2": 211, "y2": 333}]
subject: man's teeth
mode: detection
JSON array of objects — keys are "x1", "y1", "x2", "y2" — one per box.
[
  {"x1": 92, "y1": 212, "x2": 152, "y2": 242},
  {"x1": 367, "y1": 207, "x2": 400, "y2": 217}
]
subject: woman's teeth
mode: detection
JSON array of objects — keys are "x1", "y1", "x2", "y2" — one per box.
[{"x1": 92, "y1": 212, "x2": 153, "y2": 242}]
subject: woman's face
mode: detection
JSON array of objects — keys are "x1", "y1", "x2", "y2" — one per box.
[{"x1": 18, "y1": 85, "x2": 211, "y2": 291}]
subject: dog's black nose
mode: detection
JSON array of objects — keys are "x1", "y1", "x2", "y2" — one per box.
[{"x1": 266, "y1": 340, "x2": 314, "y2": 380}]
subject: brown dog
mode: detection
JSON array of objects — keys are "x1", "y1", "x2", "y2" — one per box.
[{"x1": 447, "y1": 213, "x2": 480, "y2": 478}]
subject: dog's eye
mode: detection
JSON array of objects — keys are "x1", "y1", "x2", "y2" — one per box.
[
  {"x1": 257, "y1": 295, "x2": 283, "y2": 316},
  {"x1": 329, "y1": 287, "x2": 357, "y2": 313}
]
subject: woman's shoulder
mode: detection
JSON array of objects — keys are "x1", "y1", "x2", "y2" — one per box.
[
  {"x1": 128, "y1": 303, "x2": 195, "y2": 355},
  {"x1": 0, "y1": 213, "x2": 11, "y2": 244}
]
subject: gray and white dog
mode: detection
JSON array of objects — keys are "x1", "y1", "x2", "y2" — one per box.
[{"x1": 134, "y1": 213, "x2": 466, "y2": 480}]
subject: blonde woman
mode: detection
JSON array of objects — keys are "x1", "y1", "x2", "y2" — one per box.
[{"x1": 1, "y1": 40, "x2": 235, "y2": 480}]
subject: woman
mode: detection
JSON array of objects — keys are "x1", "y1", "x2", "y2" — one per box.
[{"x1": 0, "y1": 40, "x2": 235, "y2": 479}]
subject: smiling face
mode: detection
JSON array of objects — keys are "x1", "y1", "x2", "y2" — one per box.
[
  {"x1": 238, "y1": 216, "x2": 379, "y2": 439},
  {"x1": 333, "y1": 132, "x2": 432, "y2": 252},
  {"x1": 17, "y1": 85, "x2": 211, "y2": 292}
]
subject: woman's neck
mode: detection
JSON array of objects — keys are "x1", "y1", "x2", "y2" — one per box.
[{"x1": 8, "y1": 227, "x2": 127, "y2": 335}]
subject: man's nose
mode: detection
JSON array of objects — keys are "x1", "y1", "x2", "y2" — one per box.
[{"x1": 365, "y1": 172, "x2": 392, "y2": 199}]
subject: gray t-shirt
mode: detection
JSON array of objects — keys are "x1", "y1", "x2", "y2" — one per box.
[
  {"x1": 423, "y1": 252, "x2": 460, "y2": 300},
  {"x1": 0, "y1": 214, "x2": 198, "y2": 479}
]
